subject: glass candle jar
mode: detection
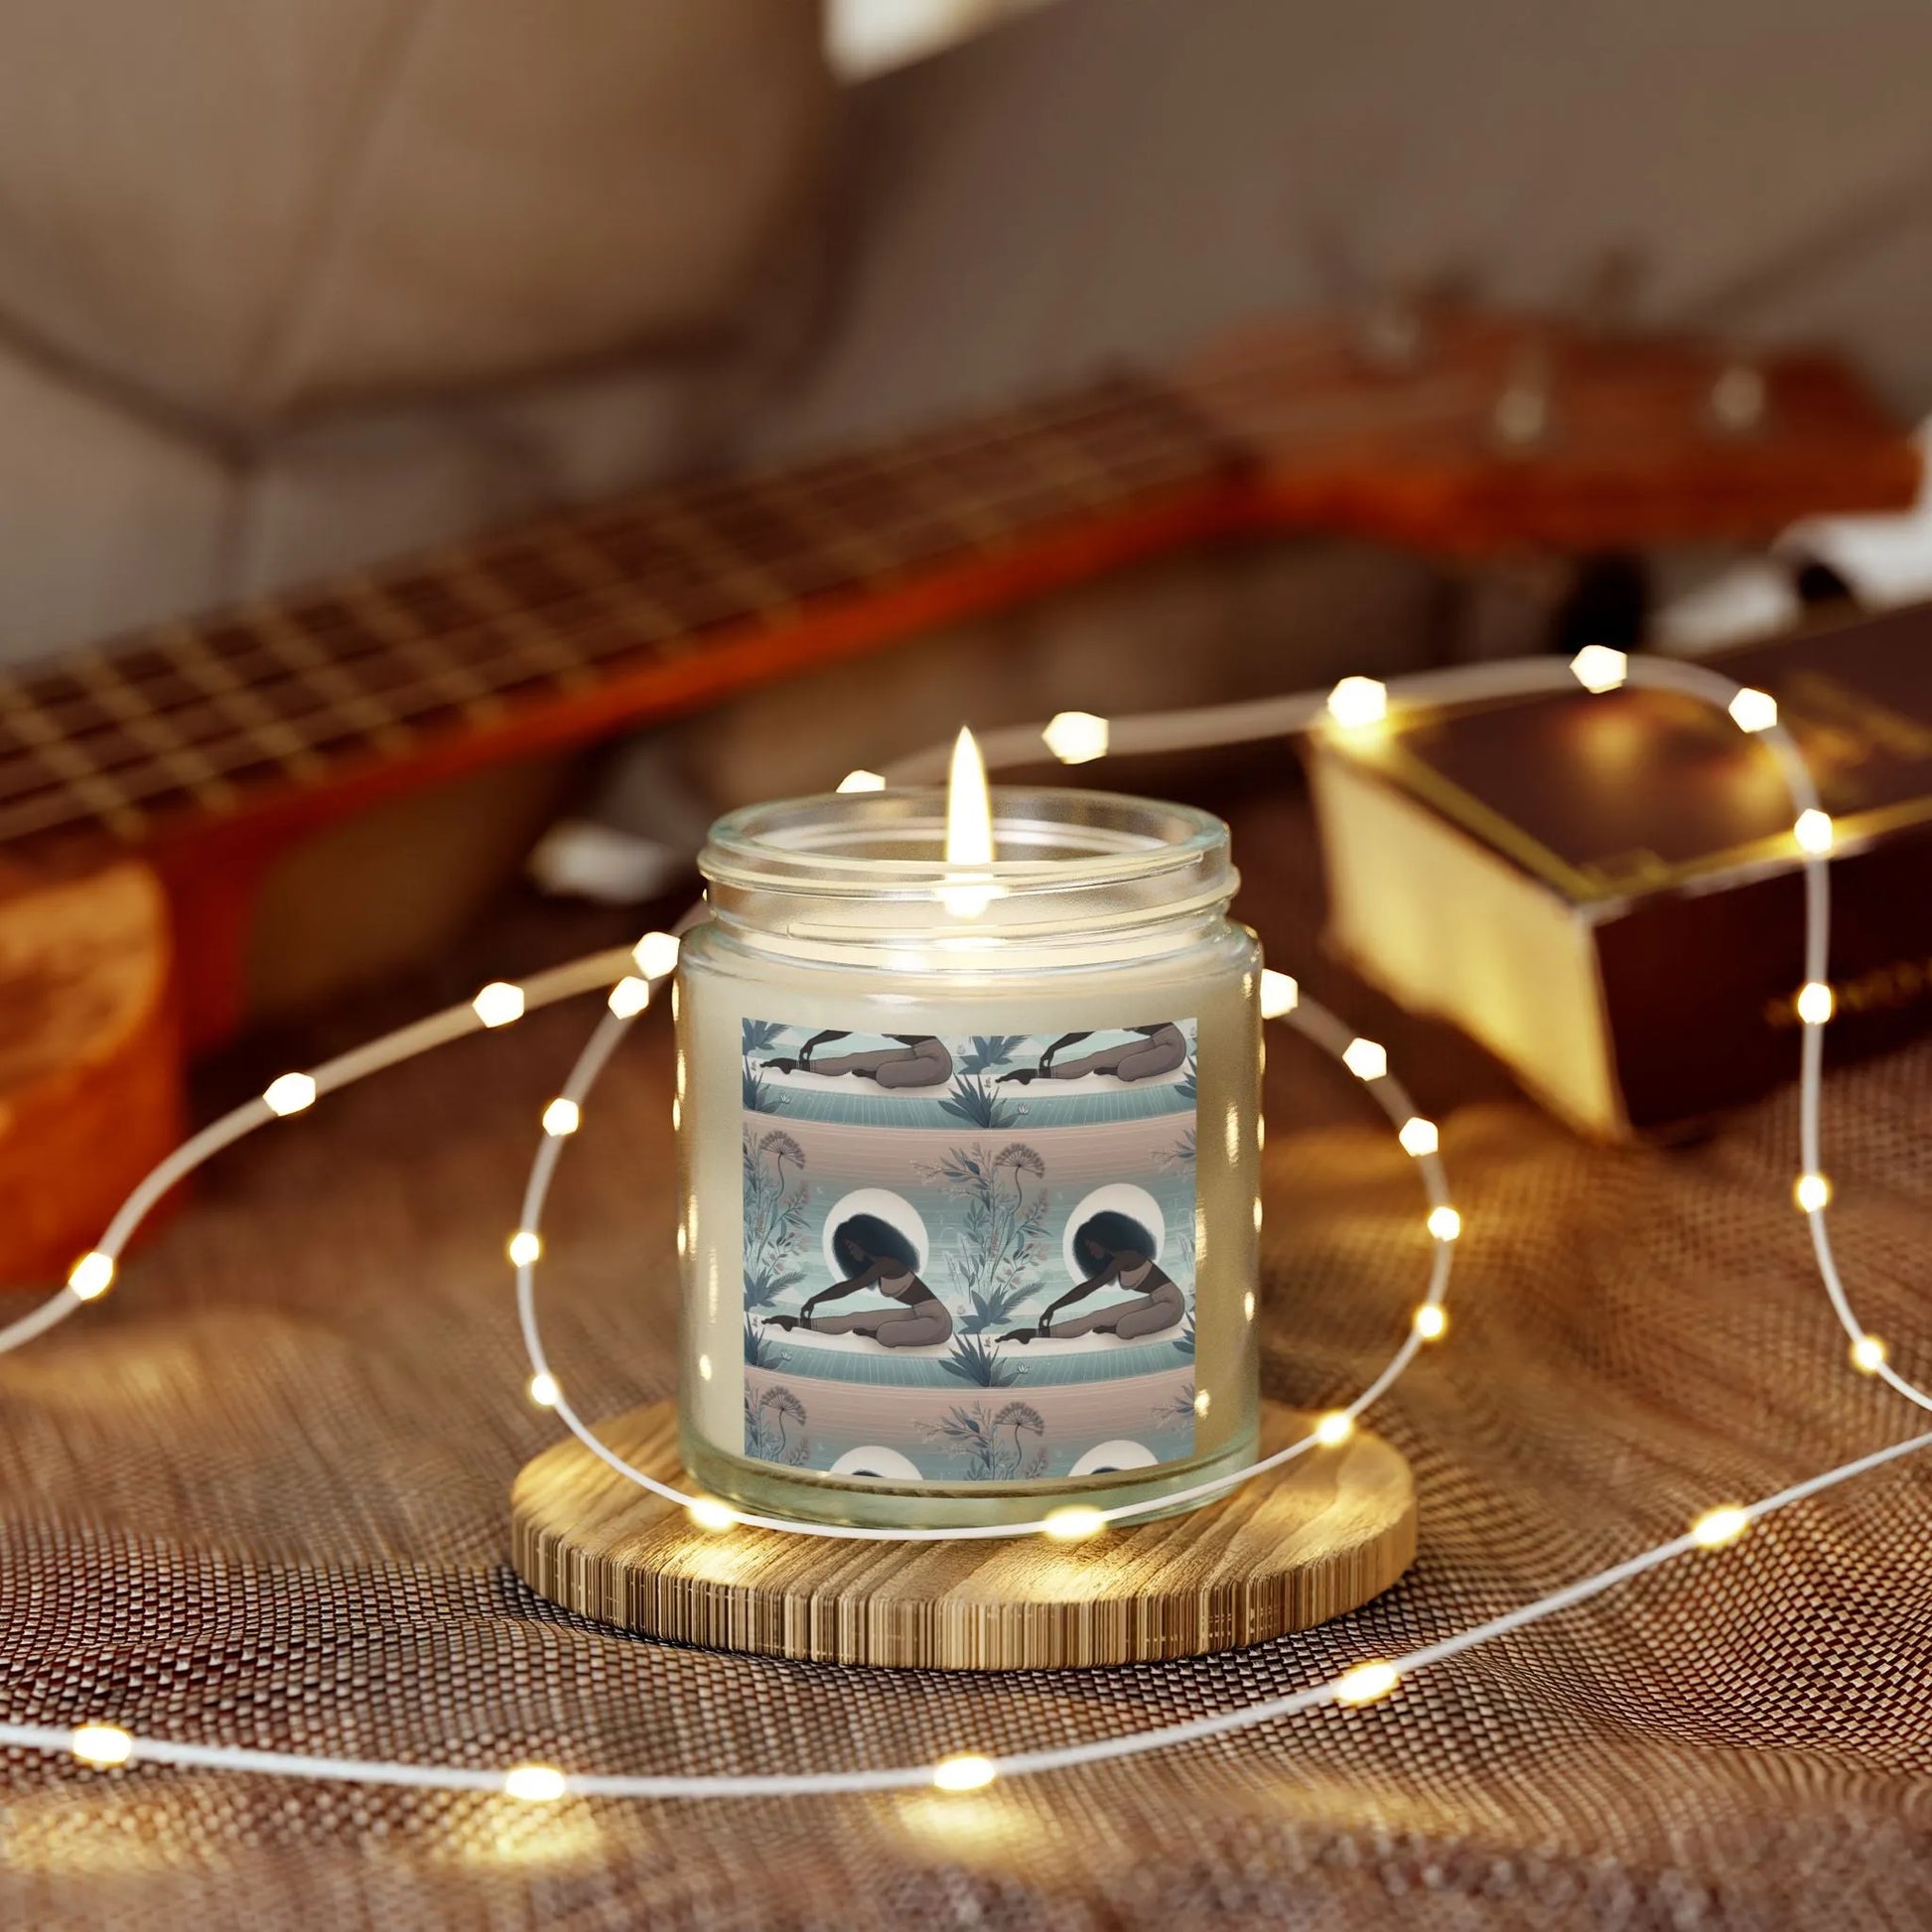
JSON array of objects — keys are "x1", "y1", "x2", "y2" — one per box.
[{"x1": 675, "y1": 786, "x2": 1261, "y2": 1529}]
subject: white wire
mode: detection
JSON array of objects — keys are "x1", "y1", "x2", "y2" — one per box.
[{"x1": 1, "y1": 654, "x2": 1925, "y2": 1803}]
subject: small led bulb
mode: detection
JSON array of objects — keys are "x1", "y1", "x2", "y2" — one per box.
[
  {"x1": 1795, "y1": 982, "x2": 1834, "y2": 1026},
  {"x1": 1793, "y1": 809, "x2": 1834, "y2": 856},
  {"x1": 1851, "y1": 1333, "x2": 1888, "y2": 1374},
  {"x1": 1414, "y1": 1304, "x2": 1448, "y2": 1340},
  {"x1": 608, "y1": 976, "x2": 651, "y2": 1018},
  {"x1": 1313, "y1": 1411, "x2": 1354, "y2": 1447},
  {"x1": 263, "y1": 1072, "x2": 318, "y2": 1116},
  {"x1": 527, "y1": 1372, "x2": 560, "y2": 1408},
  {"x1": 541, "y1": 1098, "x2": 581, "y2": 1137},
  {"x1": 1427, "y1": 1205, "x2": 1461, "y2": 1242},
  {"x1": 503, "y1": 1764, "x2": 568, "y2": 1803},
  {"x1": 1569, "y1": 645, "x2": 1628, "y2": 693},
  {"x1": 1258, "y1": 969, "x2": 1300, "y2": 1019},
  {"x1": 1333, "y1": 1661, "x2": 1400, "y2": 1706},
  {"x1": 1326, "y1": 676, "x2": 1388, "y2": 729},
  {"x1": 687, "y1": 1497, "x2": 736, "y2": 1532},
  {"x1": 1398, "y1": 1117, "x2": 1439, "y2": 1158},
  {"x1": 633, "y1": 931, "x2": 681, "y2": 979},
  {"x1": 1793, "y1": 1173, "x2": 1832, "y2": 1214},
  {"x1": 1727, "y1": 687, "x2": 1778, "y2": 733},
  {"x1": 68, "y1": 1251, "x2": 116, "y2": 1301},
  {"x1": 933, "y1": 1753, "x2": 998, "y2": 1792},
  {"x1": 836, "y1": 769, "x2": 887, "y2": 792},
  {"x1": 1042, "y1": 710, "x2": 1110, "y2": 763},
  {"x1": 1692, "y1": 1505, "x2": 1749, "y2": 1549},
  {"x1": 473, "y1": 981, "x2": 524, "y2": 1028},
  {"x1": 1043, "y1": 1506, "x2": 1105, "y2": 1541},
  {"x1": 507, "y1": 1230, "x2": 543, "y2": 1268},
  {"x1": 69, "y1": 1724, "x2": 135, "y2": 1766},
  {"x1": 1341, "y1": 1037, "x2": 1388, "y2": 1081}
]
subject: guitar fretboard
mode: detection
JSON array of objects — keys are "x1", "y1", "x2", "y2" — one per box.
[{"x1": 0, "y1": 374, "x2": 1237, "y2": 852}]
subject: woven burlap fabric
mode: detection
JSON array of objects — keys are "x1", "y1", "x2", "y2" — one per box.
[{"x1": 2, "y1": 791, "x2": 1928, "y2": 1929}]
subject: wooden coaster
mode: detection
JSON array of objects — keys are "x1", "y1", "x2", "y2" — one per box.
[{"x1": 510, "y1": 1401, "x2": 1416, "y2": 1670}]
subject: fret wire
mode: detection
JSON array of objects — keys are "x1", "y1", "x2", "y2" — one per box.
[
  {"x1": 348, "y1": 384, "x2": 1137, "y2": 609},
  {"x1": 41, "y1": 380, "x2": 1211, "y2": 739},
  {"x1": 0, "y1": 432, "x2": 1216, "y2": 833},
  {"x1": 155, "y1": 622, "x2": 329, "y2": 783},
  {"x1": 624, "y1": 500, "x2": 799, "y2": 622},
  {"x1": 534, "y1": 528, "x2": 693, "y2": 653},
  {"x1": 531, "y1": 530, "x2": 709, "y2": 662},
  {"x1": 339, "y1": 577, "x2": 511, "y2": 722},
  {"x1": 245, "y1": 604, "x2": 414, "y2": 755},
  {"x1": 560, "y1": 376, "x2": 1177, "y2": 541},
  {"x1": 0, "y1": 434, "x2": 1211, "y2": 822},
  {"x1": 728, "y1": 472, "x2": 903, "y2": 580},
  {"x1": 1016, "y1": 413, "x2": 1150, "y2": 509},
  {"x1": 441, "y1": 561, "x2": 602, "y2": 696},
  {"x1": 0, "y1": 672, "x2": 149, "y2": 840},
  {"x1": 780, "y1": 396, "x2": 1167, "y2": 535},
  {"x1": 521, "y1": 378, "x2": 1208, "y2": 584},
  {"x1": 0, "y1": 428, "x2": 1207, "y2": 824},
  {"x1": 65, "y1": 649, "x2": 239, "y2": 811}
]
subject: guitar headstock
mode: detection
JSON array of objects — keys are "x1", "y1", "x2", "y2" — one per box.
[{"x1": 1175, "y1": 305, "x2": 1920, "y2": 554}]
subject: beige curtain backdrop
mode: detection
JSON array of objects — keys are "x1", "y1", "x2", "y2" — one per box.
[
  {"x1": 0, "y1": 0, "x2": 833, "y2": 661},
  {"x1": 0, "y1": 0, "x2": 1927, "y2": 753}
]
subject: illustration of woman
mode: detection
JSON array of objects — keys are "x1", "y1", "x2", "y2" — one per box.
[
  {"x1": 764, "y1": 1211, "x2": 954, "y2": 1348},
  {"x1": 762, "y1": 1031, "x2": 953, "y2": 1090},
  {"x1": 1000, "y1": 1208, "x2": 1184, "y2": 1343},
  {"x1": 997, "y1": 1024, "x2": 1185, "y2": 1085}
]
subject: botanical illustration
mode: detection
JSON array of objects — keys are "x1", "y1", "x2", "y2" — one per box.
[
  {"x1": 916, "y1": 1141, "x2": 1049, "y2": 1334},
  {"x1": 741, "y1": 1126, "x2": 809, "y2": 1309},
  {"x1": 917, "y1": 1401, "x2": 1048, "y2": 1481},
  {"x1": 744, "y1": 1383, "x2": 809, "y2": 1464}
]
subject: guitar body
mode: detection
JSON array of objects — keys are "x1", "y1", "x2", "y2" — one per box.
[
  {"x1": 0, "y1": 307, "x2": 1916, "y2": 1284},
  {"x1": 0, "y1": 860, "x2": 183, "y2": 1281}
]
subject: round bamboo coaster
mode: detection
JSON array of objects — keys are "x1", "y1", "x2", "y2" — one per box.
[{"x1": 510, "y1": 1400, "x2": 1416, "y2": 1670}]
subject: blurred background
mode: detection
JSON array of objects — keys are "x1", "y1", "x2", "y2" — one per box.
[{"x1": 2, "y1": 0, "x2": 1930, "y2": 1269}]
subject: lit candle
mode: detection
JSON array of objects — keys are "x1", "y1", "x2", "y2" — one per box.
[{"x1": 676, "y1": 732, "x2": 1261, "y2": 1529}]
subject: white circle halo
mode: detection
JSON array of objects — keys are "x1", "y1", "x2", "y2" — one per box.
[
  {"x1": 822, "y1": 1188, "x2": 929, "y2": 1279},
  {"x1": 1061, "y1": 1183, "x2": 1166, "y2": 1284},
  {"x1": 829, "y1": 1445, "x2": 924, "y2": 1480}
]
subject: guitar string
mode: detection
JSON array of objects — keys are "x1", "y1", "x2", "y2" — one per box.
[
  {"x1": 0, "y1": 333, "x2": 1547, "y2": 830},
  {"x1": 0, "y1": 378, "x2": 1228, "y2": 746},
  {"x1": 0, "y1": 435, "x2": 1213, "y2": 833}
]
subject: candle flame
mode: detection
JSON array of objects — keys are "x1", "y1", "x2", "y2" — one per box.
[{"x1": 941, "y1": 726, "x2": 996, "y2": 917}]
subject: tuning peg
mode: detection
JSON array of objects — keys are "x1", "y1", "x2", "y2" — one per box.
[
  {"x1": 1298, "y1": 224, "x2": 1436, "y2": 375},
  {"x1": 1707, "y1": 360, "x2": 1769, "y2": 436},
  {"x1": 1576, "y1": 244, "x2": 1647, "y2": 337},
  {"x1": 1356, "y1": 294, "x2": 1427, "y2": 374},
  {"x1": 1490, "y1": 335, "x2": 1558, "y2": 453}
]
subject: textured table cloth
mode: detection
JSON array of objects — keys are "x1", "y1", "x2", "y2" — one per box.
[{"x1": 2, "y1": 785, "x2": 1927, "y2": 1929}]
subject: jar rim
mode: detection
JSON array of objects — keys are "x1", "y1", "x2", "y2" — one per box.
[{"x1": 700, "y1": 786, "x2": 1230, "y2": 900}]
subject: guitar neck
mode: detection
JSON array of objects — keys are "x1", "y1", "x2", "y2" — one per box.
[
  {"x1": 1, "y1": 308, "x2": 1917, "y2": 871},
  {"x1": 0, "y1": 373, "x2": 1243, "y2": 861}
]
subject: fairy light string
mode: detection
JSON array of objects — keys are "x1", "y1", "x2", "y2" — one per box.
[{"x1": 1, "y1": 646, "x2": 1925, "y2": 1804}]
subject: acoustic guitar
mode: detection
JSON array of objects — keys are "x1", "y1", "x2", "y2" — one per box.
[{"x1": 0, "y1": 306, "x2": 1916, "y2": 1282}]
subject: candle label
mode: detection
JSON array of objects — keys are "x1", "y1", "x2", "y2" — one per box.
[{"x1": 740, "y1": 1019, "x2": 1200, "y2": 1483}]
